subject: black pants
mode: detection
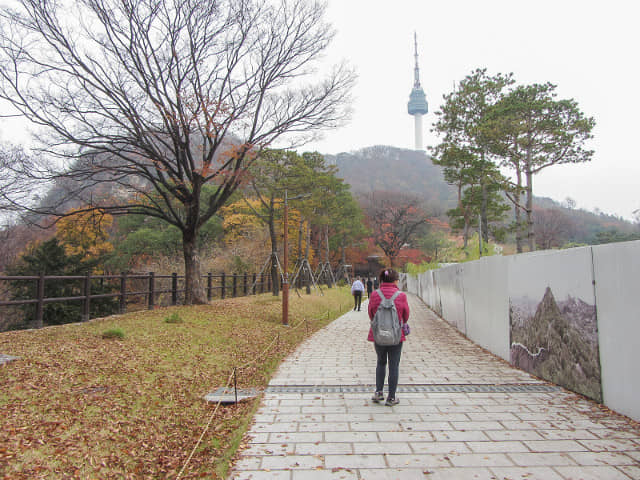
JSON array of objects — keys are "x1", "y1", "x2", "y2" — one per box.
[
  {"x1": 353, "y1": 291, "x2": 362, "y2": 310},
  {"x1": 374, "y1": 342, "x2": 403, "y2": 399}
]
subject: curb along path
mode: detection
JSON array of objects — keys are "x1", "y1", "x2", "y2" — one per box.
[{"x1": 228, "y1": 294, "x2": 640, "y2": 480}]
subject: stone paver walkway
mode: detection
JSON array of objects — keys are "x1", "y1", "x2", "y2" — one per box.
[{"x1": 229, "y1": 294, "x2": 640, "y2": 479}]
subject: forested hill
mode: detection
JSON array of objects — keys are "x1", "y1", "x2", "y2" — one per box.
[
  {"x1": 325, "y1": 145, "x2": 637, "y2": 244},
  {"x1": 325, "y1": 145, "x2": 457, "y2": 212}
]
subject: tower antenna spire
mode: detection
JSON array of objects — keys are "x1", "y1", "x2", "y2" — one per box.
[
  {"x1": 407, "y1": 32, "x2": 428, "y2": 150},
  {"x1": 414, "y1": 31, "x2": 421, "y2": 88}
]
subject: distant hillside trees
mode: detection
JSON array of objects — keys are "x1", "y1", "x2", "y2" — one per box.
[
  {"x1": 533, "y1": 207, "x2": 575, "y2": 250},
  {"x1": 0, "y1": 0, "x2": 354, "y2": 304}
]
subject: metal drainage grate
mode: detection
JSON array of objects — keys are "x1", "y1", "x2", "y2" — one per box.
[{"x1": 265, "y1": 384, "x2": 560, "y2": 394}]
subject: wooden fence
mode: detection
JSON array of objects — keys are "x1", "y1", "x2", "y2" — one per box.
[{"x1": 0, "y1": 271, "x2": 278, "y2": 330}]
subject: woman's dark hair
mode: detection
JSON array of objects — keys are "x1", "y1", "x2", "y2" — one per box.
[{"x1": 379, "y1": 268, "x2": 399, "y2": 283}]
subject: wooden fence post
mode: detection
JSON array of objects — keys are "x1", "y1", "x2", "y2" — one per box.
[
  {"x1": 221, "y1": 272, "x2": 226, "y2": 299},
  {"x1": 120, "y1": 272, "x2": 127, "y2": 314},
  {"x1": 148, "y1": 272, "x2": 155, "y2": 309},
  {"x1": 252, "y1": 273, "x2": 257, "y2": 295},
  {"x1": 232, "y1": 274, "x2": 237, "y2": 298},
  {"x1": 243, "y1": 273, "x2": 248, "y2": 296},
  {"x1": 36, "y1": 272, "x2": 44, "y2": 329},
  {"x1": 207, "y1": 273, "x2": 212, "y2": 301},
  {"x1": 83, "y1": 273, "x2": 91, "y2": 322},
  {"x1": 171, "y1": 273, "x2": 178, "y2": 305}
]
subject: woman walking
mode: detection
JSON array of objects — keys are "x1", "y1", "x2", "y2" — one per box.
[{"x1": 367, "y1": 268, "x2": 410, "y2": 406}]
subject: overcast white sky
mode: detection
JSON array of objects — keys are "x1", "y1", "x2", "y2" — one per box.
[{"x1": 302, "y1": 0, "x2": 640, "y2": 221}]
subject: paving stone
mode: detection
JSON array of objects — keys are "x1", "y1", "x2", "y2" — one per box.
[
  {"x1": 260, "y1": 454, "x2": 323, "y2": 470},
  {"x1": 357, "y1": 468, "x2": 427, "y2": 480},
  {"x1": 294, "y1": 442, "x2": 353, "y2": 455},
  {"x1": 489, "y1": 466, "x2": 564, "y2": 479},
  {"x1": 384, "y1": 453, "x2": 451, "y2": 469},
  {"x1": 554, "y1": 465, "x2": 633, "y2": 480},
  {"x1": 324, "y1": 454, "x2": 387, "y2": 469},
  {"x1": 486, "y1": 430, "x2": 545, "y2": 441},
  {"x1": 410, "y1": 442, "x2": 471, "y2": 455},
  {"x1": 229, "y1": 469, "x2": 291, "y2": 479},
  {"x1": 618, "y1": 465, "x2": 640, "y2": 478},
  {"x1": 423, "y1": 468, "x2": 498, "y2": 480},
  {"x1": 578, "y1": 438, "x2": 640, "y2": 452},
  {"x1": 567, "y1": 451, "x2": 638, "y2": 466},
  {"x1": 353, "y1": 442, "x2": 412, "y2": 455},
  {"x1": 291, "y1": 469, "x2": 358, "y2": 480},
  {"x1": 268, "y1": 432, "x2": 323, "y2": 443},
  {"x1": 466, "y1": 440, "x2": 529, "y2": 453},
  {"x1": 448, "y1": 453, "x2": 514, "y2": 467},
  {"x1": 508, "y1": 452, "x2": 577, "y2": 466},
  {"x1": 523, "y1": 440, "x2": 587, "y2": 452}
]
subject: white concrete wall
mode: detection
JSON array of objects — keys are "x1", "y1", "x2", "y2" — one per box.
[
  {"x1": 435, "y1": 264, "x2": 466, "y2": 334},
  {"x1": 406, "y1": 239, "x2": 640, "y2": 423},
  {"x1": 460, "y1": 256, "x2": 510, "y2": 361},
  {"x1": 591, "y1": 241, "x2": 640, "y2": 422}
]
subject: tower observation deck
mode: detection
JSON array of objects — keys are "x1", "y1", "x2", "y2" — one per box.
[{"x1": 407, "y1": 32, "x2": 428, "y2": 150}]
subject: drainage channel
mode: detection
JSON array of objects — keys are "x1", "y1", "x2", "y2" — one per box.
[
  {"x1": 205, "y1": 383, "x2": 560, "y2": 404},
  {"x1": 265, "y1": 383, "x2": 560, "y2": 394}
]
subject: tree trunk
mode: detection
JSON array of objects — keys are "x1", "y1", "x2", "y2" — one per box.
[
  {"x1": 481, "y1": 181, "x2": 489, "y2": 246},
  {"x1": 514, "y1": 169, "x2": 524, "y2": 253},
  {"x1": 297, "y1": 217, "x2": 303, "y2": 266},
  {"x1": 183, "y1": 229, "x2": 206, "y2": 304},
  {"x1": 324, "y1": 224, "x2": 332, "y2": 288},
  {"x1": 526, "y1": 167, "x2": 535, "y2": 252}
]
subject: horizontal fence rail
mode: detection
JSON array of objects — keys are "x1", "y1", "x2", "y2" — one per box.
[{"x1": 0, "y1": 271, "x2": 285, "y2": 331}]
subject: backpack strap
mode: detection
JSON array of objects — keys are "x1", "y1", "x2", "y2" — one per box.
[
  {"x1": 375, "y1": 288, "x2": 386, "y2": 300},
  {"x1": 390, "y1": 291, "x2": 401, "y2": 301}
]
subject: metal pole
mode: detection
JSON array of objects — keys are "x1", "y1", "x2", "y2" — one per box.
[
  {"x1": 36, "y1": 272, "x2": 44, "y2": 328},
  {"x1": 282, "y1": 191, "x2": 289, "y2": 326}
]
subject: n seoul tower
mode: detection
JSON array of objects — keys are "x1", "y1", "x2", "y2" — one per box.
[{"x1": 407, "y1": 33, "x2": 428, "y2": 150}]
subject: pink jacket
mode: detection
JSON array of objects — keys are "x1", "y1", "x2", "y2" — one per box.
[{"x1": 367, "y1": 283, "x2": 410, "y2": 342}]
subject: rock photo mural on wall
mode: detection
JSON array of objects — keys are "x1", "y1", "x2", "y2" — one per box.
[{"x1": 507, "y1": 248, "x2": 602, "y2": 402}]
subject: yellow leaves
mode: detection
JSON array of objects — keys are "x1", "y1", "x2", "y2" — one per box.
[{"x1": 55, "y1": 208, "x2": 114, "y2": 267}]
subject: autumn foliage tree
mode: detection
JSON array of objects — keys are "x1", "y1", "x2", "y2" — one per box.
[
  {"x1": 55, "y1": 209, "x2": 114, "y2": 268},
  {"x1": 362, "y1": 191, "x2": 434, "y2": 267},
  {"x1": 0, "y1": 0, "x2": 354, "y2": 304}
]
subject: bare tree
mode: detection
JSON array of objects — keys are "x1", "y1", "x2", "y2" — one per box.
[
  {"x1": 362, "y1": 191, "x2": 431, "y2": 268},
  {"x1": 533, "y1": 208, "x2": 574, "y2": 250},
  {"x1": 0, "y1": 0, "x2": 354, "y2": 303},
  {"x1": 0, "y1": 143, "x2": 41, "y2": 226}
]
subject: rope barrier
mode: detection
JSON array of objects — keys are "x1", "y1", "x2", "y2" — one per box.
[
  {"x1": 176, "y1": 305, "x2": 344, "y2": 478},
  {"x1": 175, "y1": 368, "x2": 235, "y2": 480}
]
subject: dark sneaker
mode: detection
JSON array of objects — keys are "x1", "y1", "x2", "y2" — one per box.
[
  {"x1": 385, "y1": 397, "x2": 399, "y2": 406},
  {"x1": 371, "y1": 391, "x2": 384, "y2": 403}
]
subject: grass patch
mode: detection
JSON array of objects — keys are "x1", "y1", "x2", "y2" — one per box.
[
  {"x1": 164, "y1": 312, "x2": 184, "y2": 324},
  {"x1": 101, "y1": 327, "x2": 125, "y2": 339},
  {"x1": 0, "y1": 286, "x2": 352, "y2": 479}
]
